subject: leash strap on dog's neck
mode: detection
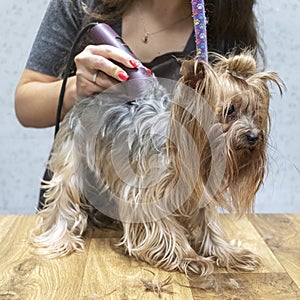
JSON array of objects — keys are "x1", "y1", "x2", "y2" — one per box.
[{"x1": 191, "y1": 0, "x2": 208, "y2": 62}]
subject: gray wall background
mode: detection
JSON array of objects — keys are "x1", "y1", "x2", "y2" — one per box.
[{"x1": 0, "y1": 0, "x2": 299, "y2": 214}]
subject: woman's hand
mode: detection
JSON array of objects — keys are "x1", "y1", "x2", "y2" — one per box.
[
  {"x1": 15, "y1": 45, "x2": 139, "y2": 128},
  {"x1": 74, "y1": 44, "x2": 139, "y2": 99}
]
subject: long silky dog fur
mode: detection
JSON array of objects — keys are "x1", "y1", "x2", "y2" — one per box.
[{"x1": 30, "y1": 51, "x2": 284, "y2": 275}]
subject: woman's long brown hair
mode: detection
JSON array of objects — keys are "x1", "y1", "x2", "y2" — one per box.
[{"x1": 78, "y1": 0, "x2": 263, "y2": 61}]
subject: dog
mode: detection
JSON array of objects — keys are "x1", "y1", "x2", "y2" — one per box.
[{"x1": 30, "y1": 51, "x2": 283, "y2": 276}]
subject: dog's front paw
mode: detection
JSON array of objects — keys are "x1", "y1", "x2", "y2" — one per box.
[
  {"x1": 179, "y1": 256, "x2": 215, "y2": 276},
  {"x1": 216, "y1": 247, "x2": 261, "y2": 272},
  {"x1": 31, "y1": 229, "x2": 86, "y2": 257}
]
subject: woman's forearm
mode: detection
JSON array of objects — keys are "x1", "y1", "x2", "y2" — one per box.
[
  {"x1": 15, "y1": 70, "x2": 77, "y2": 128},
  {"x1": 15, "y1": 45, "x2": 136, "y2": 128}
]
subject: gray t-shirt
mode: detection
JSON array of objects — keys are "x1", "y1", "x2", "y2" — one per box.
[
  {"x1": 25, "y1": 0, "x2": 197, "y2": 80},
  {"x1": 26, "y1": 0, "x2": 91, "y2": 77}
]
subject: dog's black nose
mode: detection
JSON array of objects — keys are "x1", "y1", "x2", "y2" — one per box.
[{"x1": 246, "y1": 133, "x2": 259, "y2": 145}]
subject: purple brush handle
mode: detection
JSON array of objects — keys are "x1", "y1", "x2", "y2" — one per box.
[{"x1": 90, "y1": 23, "x2": 153, "y2": 97}]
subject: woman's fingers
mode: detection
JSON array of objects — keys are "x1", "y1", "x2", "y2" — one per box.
[
  {"x1": 75, "y1": 44, "x2": 137, "y2": 82},
  {"x1": 74, "y1": 44, "x2": 138, "y2": 98},
  {"x1": 76, "y1": 68, "x2": 119, "y2": 98},
  {"x1": 85, "y1": 44, "x2": 138, "y2": 69},
  {"x1": 90, "y1": 55, "x2": 129, "y2": 82},
  {"x1": 91, "y1": 71, "x2": 117, "y2": 88}
]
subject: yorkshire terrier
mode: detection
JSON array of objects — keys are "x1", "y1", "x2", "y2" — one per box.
[{"x1": 30, "y1": 51, "x2": 283, "y2": 276}]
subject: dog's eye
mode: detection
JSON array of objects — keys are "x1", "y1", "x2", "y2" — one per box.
[{"x1": 225, "y1": 104, "x2": 235, "y2": 116}]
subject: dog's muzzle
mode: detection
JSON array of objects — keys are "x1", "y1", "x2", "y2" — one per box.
[{"x1": 246, "y1": 132, "x2": 259, "y2": 145}]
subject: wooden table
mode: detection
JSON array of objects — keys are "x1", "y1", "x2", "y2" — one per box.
[{"x1": 0, "y1": 214, "x2": 299, "y2": 299}]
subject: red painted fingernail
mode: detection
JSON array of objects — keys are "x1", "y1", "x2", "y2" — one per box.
[
  {"x1": 129, "y1": 59, "x2": 139, "y2": 68},
  {"x1": 118, "y1": 71, "x2": 129, "y2": 81},
  {"x1": 146, "y1": 68, "x2": 152, "y2": 75}
]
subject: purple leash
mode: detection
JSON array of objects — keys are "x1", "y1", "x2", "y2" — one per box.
[{"x1": 191, "y1": 0, "x2": 208, "y2": 62}]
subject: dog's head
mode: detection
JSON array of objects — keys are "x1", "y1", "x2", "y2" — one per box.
[
  {"x1": 179, "y1": 51, "x2": 285, "y2": 213},
  {"x1": 213, "y1": 52, "x2": 283, "y2": 151}
]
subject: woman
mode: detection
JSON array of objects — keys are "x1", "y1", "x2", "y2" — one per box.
[
  {"x1": 14, "y1": 0, "x2": 262, "y2": 212},
  {"x1": 15, "y1": 0, "x2": 262, "y2": 128}
]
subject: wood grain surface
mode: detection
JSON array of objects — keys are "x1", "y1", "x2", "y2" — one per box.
[{"x1": 0, "y1": 214, "x2": 299, "y2": 300}]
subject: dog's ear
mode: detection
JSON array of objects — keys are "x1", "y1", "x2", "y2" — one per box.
[
  {"x1": 180, "y1": 59, "x2": 206, "y2": 89},
  {"x1": 179, "y1": 58, "x2": 220, "y2": 110},
  {"x1": 248, "y1": 71, "x2": 286, "y2": 96}
]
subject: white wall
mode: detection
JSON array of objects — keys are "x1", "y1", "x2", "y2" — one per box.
[
  {"x1": 0, "y1": 0, "x2": 52, "y2": 214},
  {"x1": 0, "y1": 0, "x2": 299, "y2": 214},
  {"x1": 254, "y1": 1, "x2": 300, "y2": 212}
]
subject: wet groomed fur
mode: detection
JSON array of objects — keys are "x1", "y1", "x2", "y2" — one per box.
[{"x1": 30, "y1": 51, "x2": 284, "y2": 276}]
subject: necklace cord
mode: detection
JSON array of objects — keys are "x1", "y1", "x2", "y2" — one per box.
[{"x1": 137, "y1": 2, "x2": 192, "y2": 44}]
